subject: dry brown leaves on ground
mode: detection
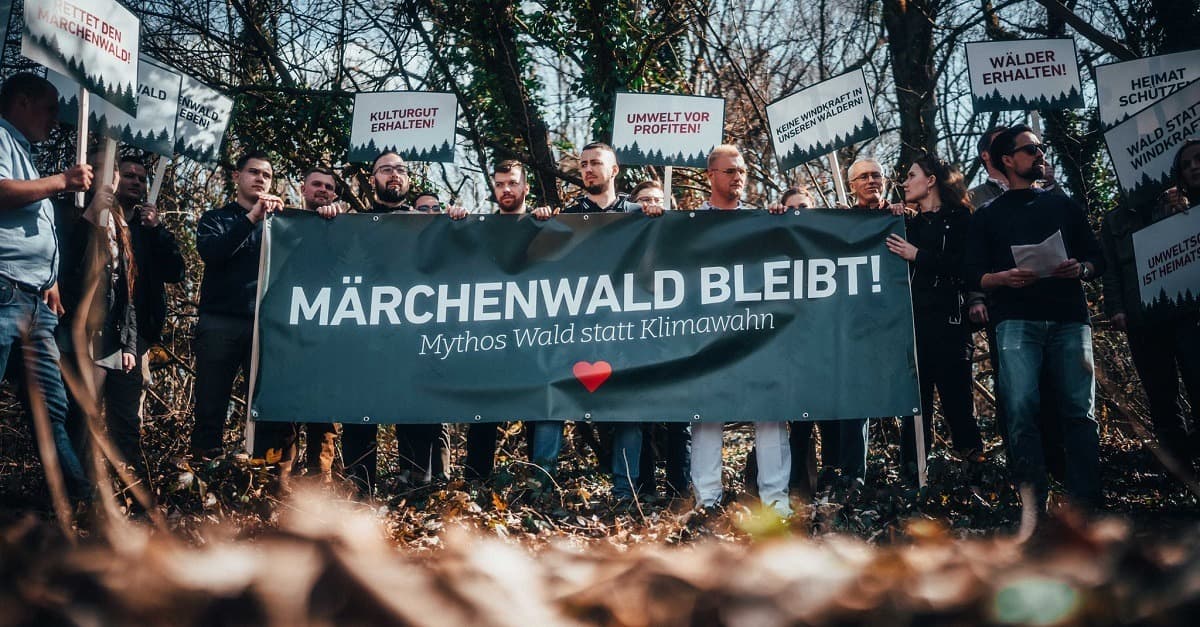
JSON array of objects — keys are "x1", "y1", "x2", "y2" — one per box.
[{"x1": 2, "y1": 488, "x2": 1199, "y2": 627}]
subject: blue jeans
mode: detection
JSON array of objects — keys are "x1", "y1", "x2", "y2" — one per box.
[
  {"x1": 528, "y1": 421, "x2": 641, "y2": 497},
  {"x1": 996, "y1": 320, "x2": 1099, "y2": 508},
  {"x1": 0, "y1": 282, "x2": 90, "y2": 499}
]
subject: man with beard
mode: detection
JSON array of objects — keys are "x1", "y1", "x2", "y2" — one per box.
[
  {"x1": 341, "y1": 151, "x2": 448, "y2": 495},
  {"x1": 449, "y1": 160, "x2": 546, "y2": 479},
  {"x1": 250, "y1": 166, "x2": 345, "y2": 484},
  {"x1": 113, "y1": 156, "x2": 186, "y2": 419},
  {"x1": 298, "y1": 166, "x2": 348, "y2": 218},
  {"x1": 964, "y1": 124, "x2": 1105, "y2": 514},
  {"x1": 688, "y1": 145, "x2": 791, "y2": 516},
  {"x1": 190, "y1": 152, "x2": 283, "y2": 460},
  {"x1": 362, "y1": 151, "x2": 412, "y2": 213},
  {"x1": 532, "y1": 143, "x2": 662, "y2": 502}
]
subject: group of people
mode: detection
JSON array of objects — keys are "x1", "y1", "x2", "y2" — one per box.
[{"x1": 3, "y1": 70, "x2": 1198, "y2": 518}]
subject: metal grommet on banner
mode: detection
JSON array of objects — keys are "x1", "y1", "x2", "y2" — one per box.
[
  {"x1": 474, "y1": 415, "x2": 482, "y2": 421},
  {"x1": 688, "y1": 212, "x2": 695, "y2": 218},
  {"x1": 251, "y1": 410, "x2": 259, "y2": 418},
  {"x1": 913, "y1": 408, "x2": 920, "y2": 414},
  {"x1": 584, "y1": 412, "x2": 592, "y2": 421},
  {"x1": 802, "y1": 412, "x2": 809, "y2": 419},
  {"x1": 372, "y1": 215, "x2": 380, "y2": 222},
  {"x1": 692, "y1": 414, "x2": 701, "y2": 421},
  {"x1": 478, "y1": 216, "x2": 485, "y2": 222},
  {"x1": 362, "y1": 416, "x2": 371, "y2": 423},
  {"x1": 583, "y1": 215, "x2": 589, "y2": 221},
  {"x1": 794, "y1": 210, "x2": 802, "y2": 216}
]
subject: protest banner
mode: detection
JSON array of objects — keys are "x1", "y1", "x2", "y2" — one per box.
[
  {"x1": 21, "y1": 0, "x2": 140, "y2": 116},
  {"x1": 1096, "y1": 49, "x2": 1200, "y2": 129},
  {"x1": 966, "y1": 39, "x2": 1083, "y2": 113},
  {"x1": 1103, "y1": 78, "x2": 1200, "y2": 207},
  {"x1": 1133, "y1": 207, "x2": 1200, "y2": 319},
  {"x1": 611, "y1": 92, "x2": 724, "y2": 168},
  {"x1": 250, "y1": 210, "x2": 921, "y2": 425},
  {"x1": 48, "y1": 56, "x2": 182, "y2": 156},
  {"x1": 173, "y1": 72, "x2": 233, "y2": 165},
  {"x1": 348, "y1": 91, "x2": 457, "y2": 163},
  {"x1": 766, "y1": 69, "x2": 878, "y2": 174}
]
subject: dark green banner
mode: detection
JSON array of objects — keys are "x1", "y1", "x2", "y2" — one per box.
[{"x1": 250, "y1": 210, "x2": 920, "y2": 424}]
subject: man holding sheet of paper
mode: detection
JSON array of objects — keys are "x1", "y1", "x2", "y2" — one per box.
[{"x1": 962, "y1": 124, "x2": 1105, "y2": 514}]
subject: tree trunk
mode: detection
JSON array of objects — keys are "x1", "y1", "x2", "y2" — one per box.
[{"x1": 883, "y1": 0, "x2": 940, "y2": 171}]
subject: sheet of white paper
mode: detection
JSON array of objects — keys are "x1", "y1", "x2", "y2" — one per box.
[{"x1": 1011, "y1": 230, "x2": 1068, "y2": 277}]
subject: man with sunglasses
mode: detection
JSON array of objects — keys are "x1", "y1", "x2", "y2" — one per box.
[{"x1": 964, "y1": 124, "x2": 1105, "y2": 515}]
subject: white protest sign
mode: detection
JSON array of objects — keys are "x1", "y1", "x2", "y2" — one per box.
[
  {"x1": 348, "y1": 91, "x2": 457, "y2": 163},
  {"x1": 1103, "y1": 78, "x2": 1200, "y2": 207},
  {"x1": 611, "y1": 92, "x2": 724, "y2": 168},
  {"x1": 1095, "y1": 50, "x2": 1200, "y2": 129},
  {"x1": 1133, "y1": 208, "x2": 1200, "y2": 314},
  {"x1": 765, "y1": 69, "x2": 878, "y2": 172},
  {"x1": 21, "y1": 0, "x2": 140, "y2": 116},
  {"x1": 173, "y1": 72, "x2": 234, "y2": 165},
  {"x1": 966, "y1": 39, "x2": 1082, "y2": 113},
  {"x1": 47, "y1": 56, "x2": 182, "y2": 156}
]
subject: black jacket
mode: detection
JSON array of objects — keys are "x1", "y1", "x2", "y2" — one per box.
[
  {"x1": 57, "y1": 212, "x2": 138, "y2": 357},
  {"x1": 197, "y1": 201, "x2": 263, "y2": 319},
  {"x1": 962, "y1": 188, "x2": 1104, "y2": 325},
  {"x1": 561, "y1": 193, "x2": 642, "y2": 213},
  {"x1": 128, "y1": 208, "x2": 185, "y2": 343},
  {"x1": 905, "y1": 205, "x2": 969, "y2": 320}
]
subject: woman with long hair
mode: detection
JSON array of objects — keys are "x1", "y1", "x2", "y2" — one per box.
[
  {"x1": 58, "y1": 158, "x2": 143, "y2": 480},
  {"x1": 885, "y1": 154, "x2": 984, "y2": 477}
]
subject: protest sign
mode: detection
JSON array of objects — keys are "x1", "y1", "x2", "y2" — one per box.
[
  {"x1": 348, "y1": 91, "x2": 457, "y2": 163},
  {"x1": 48, "y1": 56, "x2": 181, "y2": 155},
  {"x1": 610, "y1": 92, "x2": 724, "y2": 168},
  {"x1": 1096, "y1": 49, "x2": 1200, "y2": 129},
  {"x1": 766, "y1": 69, "x2": 878, "y2": 172},
  {"x1": 1103, "y1": 78, "x2": 1200, "y2": 207},
  {"x1": 250, "y1": 210, "x2": 921, "y2": 424},
  {"x1": 21, "y1": 0, "x2": 140, "y2": 116},
  {"x1": 966, "y1": 39, "x2": 1083, "y2": 113},
  {"x1": 1133, "y1": 208, "x2": 1200, "y2": 318},
  {"x1": 173, "y1": 72, "x2": 234, "y2": 164}
]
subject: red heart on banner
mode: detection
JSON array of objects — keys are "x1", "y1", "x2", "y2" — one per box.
[{"x1": 573, "y1": 361, "x2": 612, "y2": 393}]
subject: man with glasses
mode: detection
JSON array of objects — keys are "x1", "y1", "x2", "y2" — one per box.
[
  {"x1": 342, "y1": 151, "x2": 449, "y2": 495},
  {"x1": 362, "y1": 151, "x2": 413, "y2": 214},
  {"x1": 413, "y1": 192, "x2": 442, "y2": 213},
  {"x1": 688, "y1": 144, "x2": 792, "y2": 516},
  {"x1": 964, "y1": 124, "x2": 1105, "y2": 514},
  {"x1": 847, "y1": 158, "x2": 890, "y2": 210}
]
